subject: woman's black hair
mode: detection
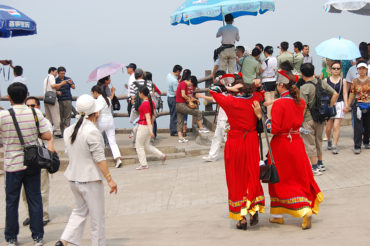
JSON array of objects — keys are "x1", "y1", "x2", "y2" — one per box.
[
  {"x1": 279, "y1": 61, "x2": 293, "y2": 71},
  {"x1": 145, "y1": 71, "x2": 152, "y2": 81},
  {"x1": 91, "y1": 85, "x2": 110, "y2": 107},
  {"x1": 139, "y1": 86, "x2": 154, "y2": 116},
  {"x1": 71, "y1": 116, "x2": 84, "y2": 144},
  {"x1": 181, "y1": 69, "x2": 191, "y2": 81},
  {"x1": 97, "y1": 75, "x2": 110, "y2": 86},
  {"x1": 190, "y1": 76, "x2": 198, "y2": 88},
  {"x1": 231, "y1": 75, "x2": 256, "y2": 97}
]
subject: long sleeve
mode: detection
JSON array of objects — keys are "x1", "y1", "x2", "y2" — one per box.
[
  {"x1": 87, "y1": 128, "x2": 106, "y2": 163},
  {"x1": 270, "y1": 101, "x2": 284, "y2": 135},
  {"x1": 209, "y1": 90, "x2": 233, "y2": 112}
]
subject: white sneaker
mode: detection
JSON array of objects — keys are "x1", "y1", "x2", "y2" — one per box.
[
  {"x1": 8, "y1": 239, "x2": 17, "y2": 246},
  {"x1": 312, "y1": 168, "x2": 322, "y2": 176},
  {"x1": 34, "y1": 239, "x2": 44, "y2": 246},
  {"x1": 136, "y1": 165, "x2": 149, "y2": 170},
  {"x1": 199, "y1": 128, "x2": 210, "y2": 133},
  {"x1": 178, "y1": 138, "x2": 188, "y2": 143},
  {"x1": 115, "y1": 159, "x2": 122, "y2": 168},
  {"x1": 202, "y1": 156, "x2": 217, "y2": 162}
]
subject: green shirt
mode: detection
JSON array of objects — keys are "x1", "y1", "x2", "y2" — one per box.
[
  {"x1": 241, "y1": 56, "x2": 260, "y2": 84},
  {"x1": 293, "y1": 52, "x2": 304, "y2": 76},
  {"x1": 277, "y1": 52, "x2": 293, "y2": 69},
  {"x1": 300, "y1": 78, "x2": 337, "y2": 122}
]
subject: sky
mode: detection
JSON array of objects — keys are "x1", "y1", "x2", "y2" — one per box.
[{"x1": 0, "y1": 0, "x2": 369, "y2": 126}]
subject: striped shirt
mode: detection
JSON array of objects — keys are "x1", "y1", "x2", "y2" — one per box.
[
  {"x1": 0, "y1": 105, "x2": 50, "y2": 172},
  {"x1": 129, "y1": 79, "x2": 153, "y2": 97}
]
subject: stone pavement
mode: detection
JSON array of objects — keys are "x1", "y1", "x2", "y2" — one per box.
[{"x1": 0, "y1": 126, "x2": 370, "y2": 246}]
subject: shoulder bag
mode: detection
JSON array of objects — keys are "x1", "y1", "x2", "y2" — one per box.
[
  {"x1": 259, "y1": 108, "x2": 280, "y2": 184},
  {"x1": 8, "y1": 108, "x2": 60, "y2": 174},
  {"x1": 44, "y1": 76, "x2": 57, "y2": 105}
]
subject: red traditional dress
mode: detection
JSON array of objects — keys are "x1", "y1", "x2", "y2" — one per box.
[
  {"x1": 268, "y1": 91, "x2": 324, "y2": 218},
  {"x1": 210, "y1": 90, "x2": 265, "y2": 221}
]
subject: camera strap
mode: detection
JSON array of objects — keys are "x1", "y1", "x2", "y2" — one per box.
[{"x1": 8, "y1": 109, "x2": 26, "y2": 148}]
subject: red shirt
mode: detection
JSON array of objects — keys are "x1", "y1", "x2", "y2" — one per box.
[
  {"x1": 138, "y1": 100, "x2": 155, "y2": 125},
  {"x1": 176, "y1": 81, "x2": 188, "y2": 103}
]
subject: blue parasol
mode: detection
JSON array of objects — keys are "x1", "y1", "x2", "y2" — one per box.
[
  {"x1": 0, "y1": 5, "x2": 37, "y2": 38},
  {"x1": 171, "y1": 0, "x2": 275, "y2": 26},
  {"x1": 315, "y1": 37, "x2": 361, "y2": 60}
]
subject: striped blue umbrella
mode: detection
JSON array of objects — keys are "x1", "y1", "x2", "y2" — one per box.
[
  {"x1": 0, "y1": 5, "x2": 37, "y2": 38},
  {"x1": 171, "y1": 0, "x2": 275, "y2": 26}
]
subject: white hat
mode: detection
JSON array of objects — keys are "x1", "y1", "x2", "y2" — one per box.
[
  {"x1": 76, "y1": 94, "x2": 104, "y2": 116},
  {"x1": 357, "y1": 62, "x2": 368, "y2": 69}
]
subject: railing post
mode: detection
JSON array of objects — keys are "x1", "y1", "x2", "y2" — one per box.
[{"x1": 204, "y1": 70, "x2": 213, "y2": 112}]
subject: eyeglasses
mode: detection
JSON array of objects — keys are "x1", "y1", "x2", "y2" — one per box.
[
  {"x1": 331, "y1": 67, "x2": 341, "y2": 70},
  {"x1": 26, "y1": 104, "x2": 36, "y2": 108}
]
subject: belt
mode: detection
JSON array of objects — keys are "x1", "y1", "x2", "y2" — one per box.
[
  {"x1": 221, "y1": 44, "x2": 235, "y2": 47},
  {"x1": 71, "y1": 181, "x2": 88, "y2": 184},
  {"x1": 276, "y1": 129, "x2": 300, "y2": 142},
  {"x1": 228, "y1": 129, "x2": 256, "y2": 139}
]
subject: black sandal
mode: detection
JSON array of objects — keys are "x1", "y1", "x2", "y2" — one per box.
[
  {"x1": 250, "y1": 212, "x2": 259, "y2": 226},
  {"x1": 236, "y1": 217, "x2": 248, "y2": 230}
]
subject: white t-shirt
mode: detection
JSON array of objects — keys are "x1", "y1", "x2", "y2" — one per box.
[
  {"x1": 346, "y1": 65, "x2": 370, "y2": 83},
  {"x1": 260, "y1": 56, "x2": 277, "y2": 82},
  {"x1": 127, "y1": 73, "x2": 136, "y2": 96},
  {"x1": 96, "y1": 95, "x2": 113, "y2": 123},
  {"x1": 12, "y1": 76, "x2": 27, "y2": 85},
  {"x1": 43, "y1": 74, "x2": 56, "y2": 93}
]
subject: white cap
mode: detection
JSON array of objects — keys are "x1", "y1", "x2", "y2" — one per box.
[
  {"x1": 76, "y1": 94, "x2": 104, "y2": 116},
  {"x1": 357, "y1": 62, "x2": 368, "y2": 69}
]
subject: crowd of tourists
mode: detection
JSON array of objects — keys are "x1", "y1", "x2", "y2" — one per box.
[{"x1": 0, "y1": 13, "x2": 369, "y2": 246}]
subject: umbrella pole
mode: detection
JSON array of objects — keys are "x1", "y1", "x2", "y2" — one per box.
[{"x1": 221, "y1": 7, "x2": 225, "y2": 26}]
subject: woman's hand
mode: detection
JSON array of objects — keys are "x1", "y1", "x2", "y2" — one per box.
[
  {"x1": 111, "y1": 87, "x2": 116, "y2": 94},
  {"x1": 253, "y1": 79, "x2": 262, "y2": 88},
  {"x1": 343, "y1": 106, "x2": 350, "y2": 114},
  {"x1": 108, "y1": 179, "x2": 118, "y2": 194},
  {"x1": 150, "y1": 131, "x2": 155, "y2": 138},
  {"x1": 252, "y1": 101, "x2": 262, "y2": 119}
]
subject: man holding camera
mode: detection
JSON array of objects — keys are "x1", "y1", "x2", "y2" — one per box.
[{"x1": 55, "y1": 66, "x2": 76, "y2": 134}]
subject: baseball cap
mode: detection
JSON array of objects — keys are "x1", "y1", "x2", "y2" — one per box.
[{"x1": 126, "y1": 63, "x2": 137, "y2": 70}]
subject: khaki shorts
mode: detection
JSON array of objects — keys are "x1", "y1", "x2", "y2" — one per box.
[{"x1": 301, "y1": 120, "x2": 324, "y2": 157}]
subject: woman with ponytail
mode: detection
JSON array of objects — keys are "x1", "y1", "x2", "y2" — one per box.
[
  {"x1": 267, "y1": 70, "x2": 323, "y2": 230},
  {"x1": 91, "y1": 85, "x2": 122, "y2": 168},
  {"x1": 56, "y1": 94, "x2": 117, "y2": 246},
  {"x1": 135, "y1": 86, "x2": 166, "y2": 170}
]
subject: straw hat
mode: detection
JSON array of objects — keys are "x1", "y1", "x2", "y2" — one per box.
[{"x1": 76, "y1": 94, "x2": 104, "y2": 116}]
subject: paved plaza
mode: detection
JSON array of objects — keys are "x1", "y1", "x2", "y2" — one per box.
[{"x1": 0, "y1": 126, "x2": 369, "y2": 246}]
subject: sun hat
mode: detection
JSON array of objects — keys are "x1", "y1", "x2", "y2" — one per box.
[
  {"x1": 276, "y1": 70, "x2": 299, "y2": 84},
  {"x1": 357, "y1": 62, "x2": 368, "y2": 69},
  {"x1": 76, "y1": 94, "x2": 104, "y2": 116}
]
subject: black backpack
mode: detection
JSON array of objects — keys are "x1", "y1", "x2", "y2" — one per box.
[
  {"x1": 134, "y1": 80, "x2": 149, "y2": 111},
  {"x1": 307, "y1": 79, "x2": 336, "y2": 123}
]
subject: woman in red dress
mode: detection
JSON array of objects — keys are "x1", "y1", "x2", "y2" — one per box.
[
  {"x1": 210, "y1": 76, "x2": 265, "y2": 230},
  {"x1": 267, "y1": 70, "x2": 324, "y2": 230}
]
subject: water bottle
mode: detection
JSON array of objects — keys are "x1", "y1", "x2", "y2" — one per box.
[{"x1": 299, "y1": 127, "x2": 309, "y2": 135}]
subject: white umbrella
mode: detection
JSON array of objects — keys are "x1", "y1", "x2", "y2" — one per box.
[{"x1": 325, "y1": 0, "x2": 370, "y2": 15}]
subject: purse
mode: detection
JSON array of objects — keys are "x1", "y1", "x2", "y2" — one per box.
[
  {"x1": 259, "y1": 109, "x2": 280, "y2": 184},
  {"x1": 112, "y1": 95, "x2": 121, "y2": 111},
  {"x1": 8, "y1": 108, "x2": 60, "y2": 174},
  {"x1": 44, "y1": 76, "x2": 57, "y2": 105}
]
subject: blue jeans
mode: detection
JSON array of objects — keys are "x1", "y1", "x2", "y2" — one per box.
[
  {"x1": 153, "y1": 120, "x2": 158, "y2": 138},
  {"x1": 5, "y1": 169, "x2": 44, "y2": 241},
  {"x1": 167, "y1": 97, "x2": 177, "y2": 135}
]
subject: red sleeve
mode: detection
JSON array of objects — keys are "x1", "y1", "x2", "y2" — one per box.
[
  {"x1": 179, "y1": 82, "x2": 187, "y2": 91},
  {"x1": 254, "y1": 90, "x2": 265, "y2": 102},
  {"x1": 270, "y1": 100, "x2": 284, "y2": 135},
  {"x1": 209, "y1": 90, "x2": 233, "y2": 111},
  {"x1": 153, "y1": 83, "x2": 161, "y2": 95}
]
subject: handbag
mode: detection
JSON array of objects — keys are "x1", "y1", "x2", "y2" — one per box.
[
  {"x1": 8, "y1": 108, "x2": 60, "y2": 174},
  {"x1": 44, "y1": 76, "x2": 57, "y2": 105},
  {"x1": 112, "y1": 95, "x2": 121, "y2": 111},
  {"x1": 258, "y1": 108, "x2": 280, "y2": 184}
]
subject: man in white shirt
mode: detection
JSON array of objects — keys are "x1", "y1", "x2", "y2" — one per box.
[
  {"x1": 43, "y1": 67, "x2": 68, "y2": 137},
  {"x1": 10, "y1": 64, "x2": 27, "y2": 85},
  {"x1": 216, "y1": 14, "x2": 240, "y2": 74},
  {"x1": 125, "y1": 63, "x2": 136, "y2": 116},
  {"x1": 302, "y1": 45, "x2": 313, "y2": 64}
]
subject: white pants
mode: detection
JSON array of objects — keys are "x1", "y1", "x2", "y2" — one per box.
[
  {"x1": 135, "y1": 124, "x2": 163, "y2": 167},
  {"x1": 61, "y1": 181, "x2": 105, "y2": 246},
  {"x1": 208, "y1": 120, "x2": 227, "y2": 160},
  {"x1": 98, "y1": 119, "x2": 121, "y2": 160}
]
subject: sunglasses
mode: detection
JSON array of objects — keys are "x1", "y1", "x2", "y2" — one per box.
[
  {"x1": 331, "y1": 67, "x2": 341, "y2": 70},
  {"x1": 26, "y1": 104, "x2": 36, "y2": 108}
]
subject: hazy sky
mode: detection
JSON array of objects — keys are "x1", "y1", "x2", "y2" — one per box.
[{"x1": 1, "y1": 0, "x2": 369, "y2": 97}]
